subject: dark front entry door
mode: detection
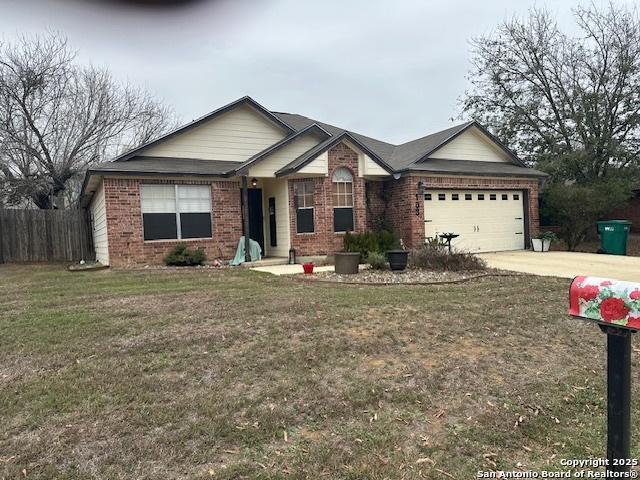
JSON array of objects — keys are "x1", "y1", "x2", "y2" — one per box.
[{"x1": 246, "y1": 188, "x2": 264, "y2": 253}]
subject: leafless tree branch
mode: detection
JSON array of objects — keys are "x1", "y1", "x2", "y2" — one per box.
[{"x1": 0, "y1": 32, "x2": 177, "y2": 208}]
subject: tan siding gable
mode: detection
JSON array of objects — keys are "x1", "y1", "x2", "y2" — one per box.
[
  {"x1": 298, "y1": 151, "x2": 328, "y2": 175},
  {"x1": 344, "y1": 140, "x2": 388, "y2": 177},
  {"x1": 141, "y1": 105, "x2": 287, "y2": 162},
  {"x1": 248, "y1": 132, "x2": 323, "y2": 178},
  {"x1": 90, "y1": 180, "x2": 109, "y2": 265},
  {"x1": 428, "y1": 127, "x2": 511, "y2": 163}
]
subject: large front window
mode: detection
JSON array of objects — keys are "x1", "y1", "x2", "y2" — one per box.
[
  {"x1": 140, "y1": 184, "x2": 212, "y2": 241},
  {"x1": 332, "y1": 168, "x2": 354, "y2": 232}
]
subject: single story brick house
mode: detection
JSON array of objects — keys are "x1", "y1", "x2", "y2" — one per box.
[{"x1": 80, "y1": 96, "x2": 547, "y2": 267}]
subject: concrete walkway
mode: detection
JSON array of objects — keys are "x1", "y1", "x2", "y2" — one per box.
[
  {"x1": 479, "y1": 251, "x2": 640, "y2": 282},
  {"x1": 250, "y1": 264, "x2": 336, "y2": 275},
  {"x1": 251, "y1": 264, "x2": 370, "y2": 276}
]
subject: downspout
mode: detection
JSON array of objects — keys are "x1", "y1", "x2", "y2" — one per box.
[{"x1": 241, "y1": 176, "x2": 251, "y2": 262}]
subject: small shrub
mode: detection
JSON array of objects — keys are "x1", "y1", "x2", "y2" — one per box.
[
  {"x1": 533, "y1": 231, "x2": 558, "y2": 241},
  {"x1": 366, "y1": 251, "x2": 387, "y2": 270},
  {"x1": 542, "y1": 180, "x2": 631, "y2": 251},
  {"x1": 164, "y1": 244, "x2": 206, "y2": 266},
  {"x1": 409, "y1": 244, "x2": 486, "y2": 272},
  {"x1": 344, "y1": 230, "x2": 401, "y2": 261}
]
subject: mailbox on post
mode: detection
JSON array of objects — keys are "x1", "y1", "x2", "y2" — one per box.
[{"x1": 569, "y1": 276, "x2": 640, "y2": 475}]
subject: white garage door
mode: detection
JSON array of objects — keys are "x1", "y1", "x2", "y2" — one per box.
[{"x1": 424, "y1": 190, "x2": 525, "y2": 253}]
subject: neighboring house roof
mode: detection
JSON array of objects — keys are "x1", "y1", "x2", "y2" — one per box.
[{"x1": 88, "y1": 157, "x2": 242, "y2": 177}]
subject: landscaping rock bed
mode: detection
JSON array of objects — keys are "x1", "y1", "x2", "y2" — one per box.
[{"x1": 302, "y1": 268, "x2": 491, "y2": 285}]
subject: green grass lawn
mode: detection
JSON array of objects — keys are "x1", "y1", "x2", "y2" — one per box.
[{"x1": 0, "y1": 265, "x2": 637, "y2": 479}]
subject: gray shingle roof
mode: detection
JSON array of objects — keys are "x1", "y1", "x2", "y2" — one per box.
[
  {"x1": 271, "y1": 111, "x2": 540, "y2": 176},
  {"x1": 95, "y1": 97, "x2": 547, "y2": 180},
  {"x1": 89, "y1": 157, "x2": 241, "y2": 176},
  {"x1": 272, "y1": 112, "x2": 397, "y2": 163}
]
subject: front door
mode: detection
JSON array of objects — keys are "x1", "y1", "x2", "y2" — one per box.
[{"x1": 247, "y1": 188, "x2": 264, "y2": 253}]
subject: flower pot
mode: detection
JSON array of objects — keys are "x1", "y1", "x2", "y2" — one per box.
[
  {"x1": 532, "y1": 238, "x2": 543, "y2": 252},
  {"x1": 387, "y1": 250, "x2": 409, "y2": 272},
  {"x1": 334, "y1": 252, "x2": 360, "y2": 274},
  {"x1": 302, "y1": 262, "x2": 314, "y2": 274},
  {"x1": 532, "y1": 238, "x2": 551, "y2": 252}
]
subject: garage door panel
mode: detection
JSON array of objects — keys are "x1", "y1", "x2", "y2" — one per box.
[{"x1": 424, "y1": 189, "x2": 525, "y2": 253}]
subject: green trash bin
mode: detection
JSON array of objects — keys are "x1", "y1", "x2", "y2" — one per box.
[{"x1": 596, "y1": 220, "x2": 632, "y2": 255}]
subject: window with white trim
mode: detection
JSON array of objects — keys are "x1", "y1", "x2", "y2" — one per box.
[
  {"x1": 294, "y1": 181, "x2": 315, "y2": 233},
  {"x1": 332, "y1": 168, "x2": 354, "y2": 232},
  {"x1": 140, "y1": 184, "x2": 212, "y2": 241}
]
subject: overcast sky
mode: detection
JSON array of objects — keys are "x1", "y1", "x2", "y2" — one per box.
[{"x1": 0, "y1": 0, "x2": 631, "y2": 144}]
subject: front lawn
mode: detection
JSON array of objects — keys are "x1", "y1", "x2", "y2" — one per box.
[{"x1": 0, "y1": 265, "x2": 636, "y2": 478}]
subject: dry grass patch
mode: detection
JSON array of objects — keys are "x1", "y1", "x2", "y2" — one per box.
[{"x1": 0, "y1": 264, "x2": 638, "y2": 479}]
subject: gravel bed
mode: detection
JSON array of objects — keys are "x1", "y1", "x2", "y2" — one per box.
[{"x1": 304, "y1": 268, "x2": 487, "y2": 284}]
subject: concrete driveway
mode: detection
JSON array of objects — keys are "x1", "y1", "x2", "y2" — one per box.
[{"x1": 479, "y1": 251, "x2": 640, "y2": 282}]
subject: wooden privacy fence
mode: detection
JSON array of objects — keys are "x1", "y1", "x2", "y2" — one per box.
[{"x1": 0, "y1": 209, "x2": 95, "y2": 263}]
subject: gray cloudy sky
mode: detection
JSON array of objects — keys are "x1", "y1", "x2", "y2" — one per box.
[{"x1": 0, "y1": 0, "x2": 629, "y2": 143}]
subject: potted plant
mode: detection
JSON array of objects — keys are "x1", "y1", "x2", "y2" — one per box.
[
  {"x1": 532, "y1": 231, "x2": 557, "y2": 252},
  {"x1": 336, "y1": 231, "x2": 361, "y2": 274},
  {"x1": 334, "y1": 252, "x2": 360, "y2": 274},
  {"x1": 387, "y1": 239, "x2": 408, "y2": 272}
]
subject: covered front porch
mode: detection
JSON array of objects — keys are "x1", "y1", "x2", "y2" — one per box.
[
  {"x1": 237, "y1": 176, "x2": 292, "y2": 263},
  {"x1": 235, "y1": 137, "x2": 392, "y2": 263}
]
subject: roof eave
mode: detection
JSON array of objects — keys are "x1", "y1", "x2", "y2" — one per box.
[{"x1": 395, "y1": 166, "x2": 549, "y2": 179}]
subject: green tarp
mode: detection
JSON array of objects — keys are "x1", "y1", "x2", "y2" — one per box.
[{"x1": 229, "y1": 236, "x2": 262, "y2": 266}]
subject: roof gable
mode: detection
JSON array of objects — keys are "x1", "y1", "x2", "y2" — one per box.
[
  {"x1": 234, "y1": 123, "x2": 331, "y2": 176},
  {"x1": 427, "y1": 125, "x2": 513, "y2": 163},
  {"x1": 245, "y1": 129, "x2": 328, "y2": 178},
  {"x1": 115, "y1": 96, "x2": 294, "y2": 162},
  {"x1": 274, "y1": 132, "x2": 393, "y2": 177}
]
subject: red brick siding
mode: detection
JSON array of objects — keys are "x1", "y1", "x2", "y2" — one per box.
[
  {"x1": 288, "y1": 143, "x2": 367, "y2": 255},
  {"x1": 365, "y1": 180, "x2": 386, "y2": 230},
  {"x1": 384, "y1": 175, "x2": 541, "y2": 249},
  {"x1": 103, "y1": 177, "x2": 242, "y2": 267},
  {"x1": 611, "y1": 196, "x2": 640, "y2": 233}
]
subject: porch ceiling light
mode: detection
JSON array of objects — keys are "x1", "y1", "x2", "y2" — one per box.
[
  {"x1": 417, "y1": 181, "x2": 425, "y2": 194},
  {"x1": 251, "y1": 178, "x2": 258, "y2": 187}
]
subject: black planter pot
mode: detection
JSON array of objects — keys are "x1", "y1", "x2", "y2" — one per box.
[
  {"x1": 387, "y1": 250, "x2": 409, "y2": 272},
  {"x1": 334, "y1": 252, "x2": 360, "y2": 274}
]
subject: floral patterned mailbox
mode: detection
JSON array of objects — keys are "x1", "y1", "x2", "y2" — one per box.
[{"x1": 569, "y1": 276, "x2": 640, "y2": 329}]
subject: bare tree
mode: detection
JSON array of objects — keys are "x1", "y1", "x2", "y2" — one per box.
[
  {"x1": 460, "y1": 3, "x2": 640, "y2": 183},
  {"x1": 0, "y1": 33, "x2": 175, "y2": 209}
]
